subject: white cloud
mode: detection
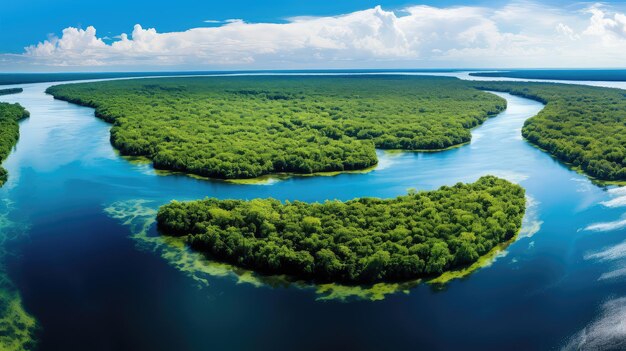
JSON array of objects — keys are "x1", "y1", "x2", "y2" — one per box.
[
  {"x1": 584, "y1": 3, "x2": 626, "y2": 41},
  {"x1": 584, "y1": 218, "x2": 626, "y2": 232},
  {"x1": 585, "y1": 241, "x2": 626, "y2": 261},
  {"x1": 599, "y1": 267, "x2": 626, "y2": 280},
  {"x1": 7, "y1": 1, "x2": 626, "y2": 70},
  {"x1": 601, "y1": 195, "x2": 626, "y2": 208},
  {"x1": 563, "y1": 297, "x2": 626, "y2": 350},
  {"x1": 556, "y1": 23, "x2": 580, "y2": 40}
]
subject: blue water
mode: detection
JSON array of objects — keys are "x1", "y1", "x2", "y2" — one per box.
[
  {"x1": 0, "y1": 74, "x2": 626, "y2": 350},
  {"x1": 470, "y1": 70, "x2": 626, "y2": 82}
]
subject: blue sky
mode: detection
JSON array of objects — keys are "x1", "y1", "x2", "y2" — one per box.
[
  {"x1": 2, "y1": 1, "x2": 626, "y2": 70},
  {"x1": 0, "y1": 0, "x2": 504, "y2": 53},
  {"x1": 3, "y1": 0, "x2": 515, "y2": 52}
]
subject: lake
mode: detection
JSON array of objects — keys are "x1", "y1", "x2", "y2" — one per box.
[{"x1": 1, "y1": 73, "x2": 625, "y2": 350}]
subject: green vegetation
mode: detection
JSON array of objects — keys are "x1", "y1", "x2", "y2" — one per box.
[
  {"x1": 157, "y1": 176, "x2": 525, "y2": 283},
  {"x1": 0, "y1": 199, "x2": 37, "y2": 350},
  {"x1": 469, "y1": 70, "x2": 626, "y2": 82},
  {"x1": 478, "y1": 82, "x2": 626, "y2": 181},
  {"x1": 0, "y1": 89, "x2": 23, "y2": 96},
  {"x1": 47, "y1": 76, "x2": 505, "y2": 179},
  {"x1": 473, "y1": 82, "x2": 626, "y2": 181},
  {"x1": 106, "y1": 199, "x2": 421, "y2": 301},
  {"x1": 0, "y1": 103, "x2": 29, "y2": 186}
]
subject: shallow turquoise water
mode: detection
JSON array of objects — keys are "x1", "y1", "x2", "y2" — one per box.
[{"x1": 0, "y1": 75, "x2": 626, "y2": 350}]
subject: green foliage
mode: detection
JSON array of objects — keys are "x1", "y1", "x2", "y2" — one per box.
[
  {"x1": 0, "y1": 88, "x2": 22, "y2": 96},
  {"x1": 0, "y1": 103, "x2": 29, "y2": 186},
  {"x1": 474, "y1": 82, "x2": 626, "y2": 181},
  {"x1": 47, "y1": 76, "x2": 505, "y2": 179},
  {"x1": 157, "y1": 176, "x2": 525, "y2": 283}
]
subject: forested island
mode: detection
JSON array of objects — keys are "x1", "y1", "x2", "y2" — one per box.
[
  {"x1": 46, "y1": 76, "x2": 506, "y2": 179},
  {"x1": 470, "y1": 70, "x2": 626, "y2": 82},
  {"x1": 0, "y1": 88, "x2": 22, "y2": 96},
  {"x1": 473, "y1": 82, "x2": 626, "y2": 181},
  {"x1": 0, "y1": 102, "x2": 29, "y2": 186},
  {"x1": 157, "y1": 176, "x2": 525, "y2": 283}
]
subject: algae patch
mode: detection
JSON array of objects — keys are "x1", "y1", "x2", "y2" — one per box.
[
  {"x1": 0, "y1": 199, "x2": 37, "y2": 351},
  {"x1": 105, "y1": 197, "x2": 537, "y2": 301},
  {"x1": 427, "y1": 195, "x2": 541, "y2": 285},
  {"x1": 105, "y1": 199, "x2": 424, "y2": 301}
]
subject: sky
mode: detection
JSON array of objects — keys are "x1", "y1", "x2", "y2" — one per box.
[{"x1": 2, "y1": 0, "x2": 626, "y2": 71}]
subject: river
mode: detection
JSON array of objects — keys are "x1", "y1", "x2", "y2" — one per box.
[{"x1": 0, "y1": 73, "x2": 625, "y2": 350}]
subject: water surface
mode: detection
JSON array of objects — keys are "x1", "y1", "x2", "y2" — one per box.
[{"x1": 0, "y1": 75, "x2": 625, "y2": 350}]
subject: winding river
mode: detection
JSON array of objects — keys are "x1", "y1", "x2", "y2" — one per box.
[{"x1": 1, "y1": 73, "x2": 626, "y2": 350}]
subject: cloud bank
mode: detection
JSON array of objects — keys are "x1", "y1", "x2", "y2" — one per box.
[{"x1": 5, "y1": 2, "x2": 626, "y2": 70}]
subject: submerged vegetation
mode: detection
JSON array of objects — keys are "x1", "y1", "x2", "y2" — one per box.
[
  {"x1": 0, "y1": 199, "x2": 37, "y2": 351},
  {"x1": 473, "y1": 82, "x2": 626, "y2": 181},
  {"x1": 157, "y1": 176, "x2": 525, "y2": 283},
  {"x1": 47, "y1": 76, "x2": 505, "y2": 179},
  {"x1": 0, "y1": 103, "x2": 29, "y2": 186},
  {"x1": 108, "y1": 198, "x2": 532, "y2": 301},
  {"x1": 105, "y1": 199, "x2": 419, "y2": 301}
]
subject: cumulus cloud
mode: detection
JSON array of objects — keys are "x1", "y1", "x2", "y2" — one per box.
[
  {"x1": 556, "y1": 23, "x2": 580, "y2": 40},
  {"x1": 584, "y1": 4, "x2": 626, "y2": 41},
  {"x1": 6, "y1": 1, "x2": 626, "y2": 69}
]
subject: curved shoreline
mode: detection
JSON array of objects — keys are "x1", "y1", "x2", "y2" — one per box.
[
  {"x1": 106, "y1": 195, "x2": 535, "y2": 301},
  {"x1": 47, "y1": 81, "x2": 506, "y2": 184},
  {"x1": 472, "y1": 84, "x2": 626, "y2": 184}
]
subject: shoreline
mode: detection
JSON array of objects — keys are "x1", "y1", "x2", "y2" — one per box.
[
  {"x1": 521, "y1": 135, "x2": 626, "y2": 187},
  {"x1": 46, "y1": 81, "x2": 507, "y2": 186}
]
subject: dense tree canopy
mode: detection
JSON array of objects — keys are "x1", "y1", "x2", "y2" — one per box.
[
  {"x1": 47, "y1": 76, "x2": 505, "y2": 179},
  {"x1": 157, "y1": 176, "x2": 525, "y2": 283},
  {"x1": 0, "y1": 88, "x2": 22, "y2": 96},
  {"x1": 470, "y1": 70, "x2": 626, "y2": 82},
  {"x1": 474, "y1": 82, "x2": 626, "y2": 181},
  {"x1": 0, "y1": 102, "x2": 29, "y2": 186}
]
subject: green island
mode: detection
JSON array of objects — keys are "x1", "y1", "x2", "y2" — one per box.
[
  {"x1": 469, "y1": 70, "x2": 626, "y2": 82},
  {"x1": 474, "y1": 82, "x2": 626, "y2": 181},
  {"x1": 0, "y1": 88, "x2": 23, "y2": 96},
  {"x1": 46, "y1": 76, "x2": 506, "y2": 179},
  {"x1": 0, "y1": 100, "x2": 29, "y2": 187},
  {"x1": 157, "y1": 176, "x2": 525, "y2": 283}
]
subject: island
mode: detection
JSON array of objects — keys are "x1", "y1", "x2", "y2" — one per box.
[
  {"x1": 0, "y1": 88, "x2": 29, "y2": 186},
  {"x1": 157, "y1": 176, "x2": 525, "y2": 283},
  {"x1": 0, "y1": 88, "x2": 23, "y2": 96},
  {"x1": 473, "y1": 82, "x2": 626, "y2": 182},
  {"x1": 469, "y1": 70, "x2": 626, "y2": 82},
  {"x1": 46, "y1": 76, "x2": 506, "y2": 179}
]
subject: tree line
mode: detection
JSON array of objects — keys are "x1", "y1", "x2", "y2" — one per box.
[
  {"x1": 157, "y1": 176, "x2": 525, "y2": 283},
  {"x1": 0, "y1": 102, "x2": 29, "y2": 186},
  {"x1": 47, "y1": 76, "x2": 505, "y2": 179},
  {"x1": 0, "y1": 88, "x2": 23, "y2": 96},
  {"x1": 474, "y1": 82, "x2": 626, "y2": 181}
]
